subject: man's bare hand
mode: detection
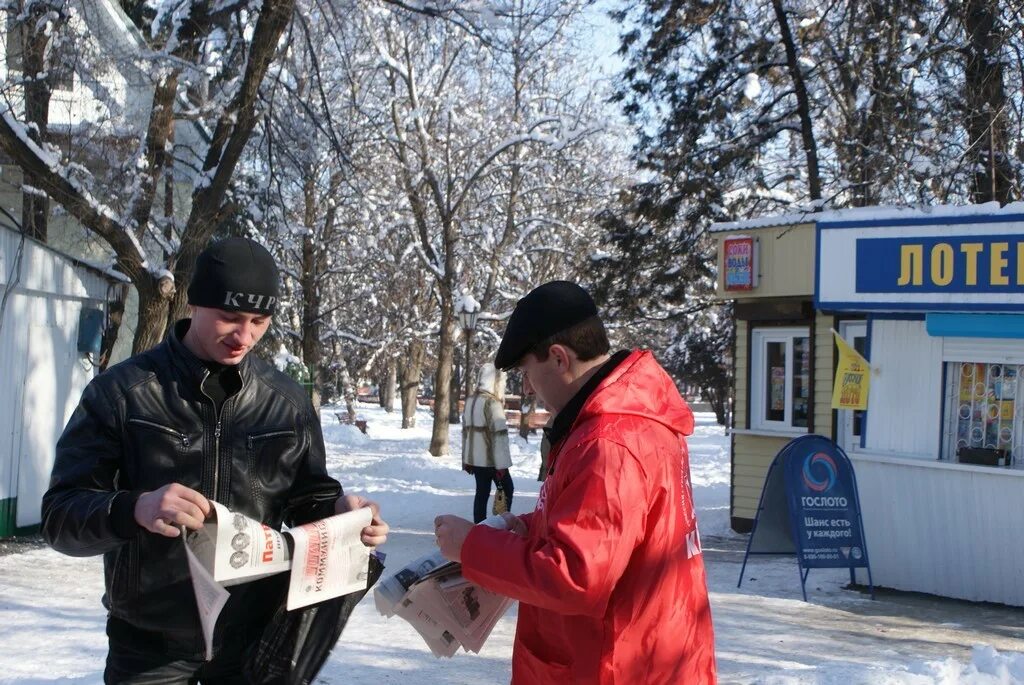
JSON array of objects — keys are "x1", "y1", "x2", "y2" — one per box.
[
  {"x1": 500, "y1": 512, "x2": 528, "y2": 536},
  {"x1": 434, "y1": 514, "x2": 474, "y2": 562},
  {"x1": 336, "y1": 494, "x2": 389, "y2": 547},
  {"x1": 134, "y1": 484, "x2": 211, "y2": 538}
]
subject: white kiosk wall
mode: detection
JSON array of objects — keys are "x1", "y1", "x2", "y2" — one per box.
[{"x1": 863, "y1": 319, "x2": 944, "y2": 459}]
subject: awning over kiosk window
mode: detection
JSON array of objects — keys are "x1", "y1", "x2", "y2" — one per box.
[{"x1": 925, "y1": 313, "x2": 1024, "y2": 339}]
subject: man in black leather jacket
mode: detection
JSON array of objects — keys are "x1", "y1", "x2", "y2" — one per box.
[{"x1": 41, "y1": 237, "x2": 388, "y2": 684}]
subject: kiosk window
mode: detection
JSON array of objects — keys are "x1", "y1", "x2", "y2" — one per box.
[
  {"x1": 751, "y1": 327, "x2": 810, "y2": 432},
  {"x1": 943, "y1": 362, "x2": 1021, "y2": 467}
]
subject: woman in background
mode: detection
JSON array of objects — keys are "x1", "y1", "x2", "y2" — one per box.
[{"x1": 462, "y1": 363, "x2": 514, "y2": 522}]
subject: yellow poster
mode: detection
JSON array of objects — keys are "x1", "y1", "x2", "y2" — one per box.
[
  {"x1": 1000, "y1": 400, "x2": 1015, "y2": 421},
  {"x1": 831, "y1": 330, "x2": 870, "y2": 410}
]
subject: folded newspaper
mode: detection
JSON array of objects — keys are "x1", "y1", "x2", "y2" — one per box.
[
  {"x1": 373, "y1": 515, "x2": 514, "y2": 657},
  {"x1": 182, "y1": 501, "x2": 373, "y2": 659}
]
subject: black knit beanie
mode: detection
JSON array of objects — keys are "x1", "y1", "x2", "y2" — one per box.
[{"x1": 187, "y1": 237, "x2": 279, "y2": 316}]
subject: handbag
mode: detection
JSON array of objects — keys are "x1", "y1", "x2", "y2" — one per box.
[
  {"x1": 492, "y1": 483, "x2": 508, "y2": 515},
  {"x1": 243, "y1": 553, "x2": 385, "y2": 684}
]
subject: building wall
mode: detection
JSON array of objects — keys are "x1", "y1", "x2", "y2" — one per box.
[
  {"x1": 852, "y1": 454, "x2": 1024, "y2": 606},
  {"x1": 0, "y1": 228, "x2": 111, "y2": 534},
  {"x1": 851, "y1": 323, "x2": 1024, "y2": 606},
  {"x1": 718, "y1": 219, "x2": 818, "y2": 530},
  {"x1": 731, "y1": 433, "x2": 791, "y2": 523},
  {"x1": 813, "y1": 311, "x2": 834, "y2": 438},
  {"x1": 0, "y1": 166, "x2": 138, "y2": 365},
  {"x1": 731, "y1": 311, "x2": 837, "y2": 527},
  {"x1": 734, "y1": 319, "x2": 748, "y2": 428},
  {"x1": 864, "y1": 319, "x2": 943, "y2": 458},
  {"x1": 716, "y1": 222, "x2": 816, "y2": 299},
  {"x1": 2, "y1": 0, "x2": 149, "y2": 129},
  {"x1": 0, "y1": 166, "x2": 18, "y2": 227}
]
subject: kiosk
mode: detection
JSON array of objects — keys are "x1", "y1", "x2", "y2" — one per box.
[{"x1": 713, "y1": 203, "x2": 1024, "y2": 606}]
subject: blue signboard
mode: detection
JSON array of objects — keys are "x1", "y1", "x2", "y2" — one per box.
[
  {"x1": 816, "y1": 215, "x2": 1024, "y2": 311},
  {"x1": 855, "y1": 234, "x2": 1024, "y2": 294},
  {"x1": 739, "y1": 435, "x2": 874, "y2": 601},
  {"x1": 784, "y1": 440, "x2": 867, "y2": 569}
]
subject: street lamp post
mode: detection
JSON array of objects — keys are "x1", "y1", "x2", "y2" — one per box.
[{"x1": 456, "y1": 291, "x2": 480, "y2": 415}]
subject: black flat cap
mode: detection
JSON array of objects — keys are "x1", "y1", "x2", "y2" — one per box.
[{"x1": 494, "y1": 281, "x2": 598, "y2": 370}]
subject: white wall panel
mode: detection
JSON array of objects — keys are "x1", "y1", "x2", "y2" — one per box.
[
  {"x1": 17, "y1": 323, "x2": 61, "y2": 526},
  {"x1": 0, "y1": 296, "x2": 29, "y2": 502},
  {"x1": 865, "y1": 320, "x2": 943, "y2": 457},
  {"x1": 1, "y1": 227, "x2": 111, "y2": 528},
  {"x1": 853, "y1": 454, "x2": 1024, "y2": 606}
]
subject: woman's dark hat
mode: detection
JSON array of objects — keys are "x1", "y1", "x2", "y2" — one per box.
[
  {"x1": 187, "y1": 237, "x2": 279, "y2": 316},
  {"x1": 494, "y1": 281, "x2": 598, "y2": 370}
]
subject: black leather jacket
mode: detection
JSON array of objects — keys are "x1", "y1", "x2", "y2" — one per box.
[{"x1": 41, "y1": 320, "x2": 342, "y2": 643}]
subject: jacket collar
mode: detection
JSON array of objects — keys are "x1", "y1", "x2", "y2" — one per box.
[
  {"x1": 545, "y1": 349, "x2": 631, "y2": 449},
  {"x1": 167, "y1": 319, "x2": 252, "y2": 387}
]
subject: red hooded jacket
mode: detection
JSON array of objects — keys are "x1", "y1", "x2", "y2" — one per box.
[{"x1": 461, "y1": 350, "x2": 716, "y2": 684}]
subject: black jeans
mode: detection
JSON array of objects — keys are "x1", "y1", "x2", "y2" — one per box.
[
  {"x1": 472, "y1": 466, "x2": 514, "y2": 523},
  {"x1": 104, "y1": 617, "x2": 255, "y2": 685}
]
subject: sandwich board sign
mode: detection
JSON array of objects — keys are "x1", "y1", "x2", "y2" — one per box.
[{"x1": 737, "y1": 434, "x2": 874, "y2": 601}]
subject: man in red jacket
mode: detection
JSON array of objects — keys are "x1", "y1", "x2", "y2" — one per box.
[{"x1": 435, "y1": 281, "x2": 717, "y2": 684}]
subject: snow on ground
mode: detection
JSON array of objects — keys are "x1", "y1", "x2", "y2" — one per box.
[{"x1": 1, "y1": 402, "x2": 1023, "y2": 684}]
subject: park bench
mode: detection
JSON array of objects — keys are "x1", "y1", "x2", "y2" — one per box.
[{"x1": 334, "y1": 413, "x2": 368, "y2": 434}]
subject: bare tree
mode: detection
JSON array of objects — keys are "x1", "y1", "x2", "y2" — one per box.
[
  {"x1": 361, "y1": 7, "x2": 592, "y2": 455},
  {"x1": 0, "y1": 0, "x2": 296, "y2": 353}
]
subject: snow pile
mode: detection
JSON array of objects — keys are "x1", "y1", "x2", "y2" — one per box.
[{"x1": 754, "y1": 645, "x2": 1024, "y2": 684}]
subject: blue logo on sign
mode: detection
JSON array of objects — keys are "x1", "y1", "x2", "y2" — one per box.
[{"x1": 802, "y1": 452, "x2": 837, "y2": 493}]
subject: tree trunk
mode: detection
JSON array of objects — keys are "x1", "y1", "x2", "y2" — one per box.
[
  {"x1": 163, "y1": 127, "x2": 175, "y2": 257},
  {"x1": 339, "y1": 363, "x2": 357, "y2": 422},
  {"x1": 133, "y1": 274, "x2": 174, "y2": 354},
  {"x1": 20, "y1": 3, "x2": 57, "y2": 242},
  {"x1": 704, "y1": 388, "x2": 727, "y2": 427},
  {"x1": 772, "y1": 0, "x2": 822, "y2": 202},
  {"x1": 383, "y1": 360, "x2": 396, "y2": 412},
  {"x1": 165, "y1": 0, "x2": 297, "y2": 341},
  {"x1": 428, "y1": 207, "x2": 459, "y2": 456},
  {"x1": 400, "y1": 339, "x2": 425, "y2": 428},
  {"x1": 961, "y1": 0, "x2": 1013, "y2": 205},
  {"x1": 301, "y1": 175, "x2": 322, "y2": 410},
  {"x1": 429, "y1": 299, "x2": 456, "y2": 455},
  {"x1": 98, "y1": 284, "x2": 129, "y2": 371}
]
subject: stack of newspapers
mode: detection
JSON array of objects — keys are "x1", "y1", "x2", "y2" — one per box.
[{"x1": 373, "y1": 517, "x2": 514, "y2": 657}]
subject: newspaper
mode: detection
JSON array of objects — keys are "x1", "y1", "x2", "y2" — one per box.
[
  {"x1": 183, "y1": 501, "x2": 372, "y2": 660},
  {"x1": 285, "y1": 510, "x2": 372, "y2": 610},
  {"x1": 373, "y1": 515, "x2": 515, "y2": 657}
]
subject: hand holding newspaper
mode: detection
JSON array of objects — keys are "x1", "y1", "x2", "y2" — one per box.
[
  {"x1": 183, "y1": 501, "x2": 372, "y2": 660},
  {"x1": 373, "y1": 515, "x2": 515, "y2": 657}
]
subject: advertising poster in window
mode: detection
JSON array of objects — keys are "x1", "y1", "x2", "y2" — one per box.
[
  {"x1": 955, "y1": 363, "x2": 1018, "y2": 451},
  {"x1": 770, "y1": 366, "x2": 785, "y2": 411}
]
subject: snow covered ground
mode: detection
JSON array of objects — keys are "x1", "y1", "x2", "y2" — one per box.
[{"x1": 2, "y1": 402, "x2": 1023, "y2": 684}]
